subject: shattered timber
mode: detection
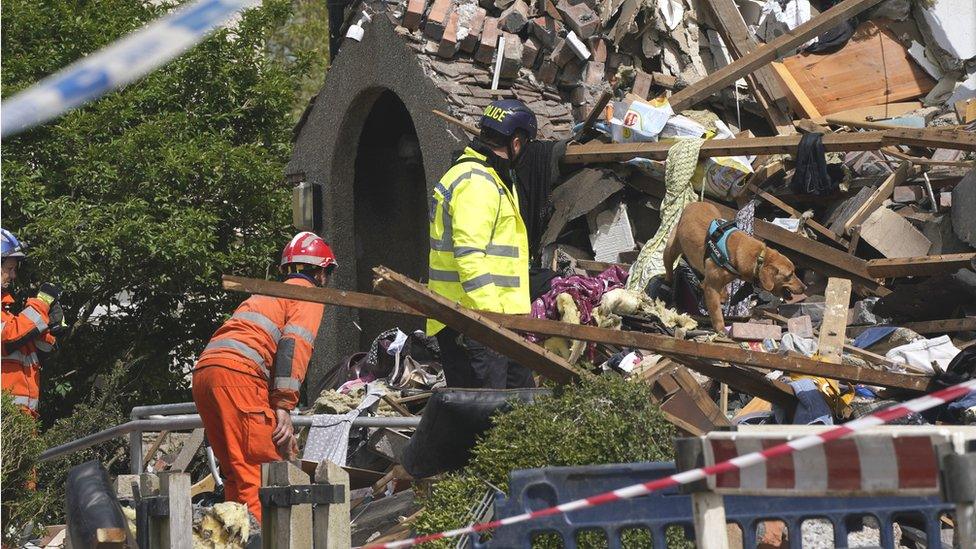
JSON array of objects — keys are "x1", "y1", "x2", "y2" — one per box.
[{"x1": 12, "y1": 0, "x2": 976, "y2": 547}]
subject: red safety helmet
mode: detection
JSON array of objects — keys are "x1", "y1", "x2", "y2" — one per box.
[{"x1": 281, "y1": 232, "x2": 337, "y2": 273}]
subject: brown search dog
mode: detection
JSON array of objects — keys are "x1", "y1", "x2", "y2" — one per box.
[{"x1": 663, "y1": 202, "x2": 806, "y2": 332}]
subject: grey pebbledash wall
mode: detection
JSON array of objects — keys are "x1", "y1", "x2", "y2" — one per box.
[{"x1": 287, "y1": 14, "x2": 465, "y2": 396}]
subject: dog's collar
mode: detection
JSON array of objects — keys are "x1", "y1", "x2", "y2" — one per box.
[{"x1": 753, "y1": 245, "x2": 767, "y2": 281}]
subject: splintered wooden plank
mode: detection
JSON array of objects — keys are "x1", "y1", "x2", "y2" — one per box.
[
  {"x1": 818, "y1": 278, "x2": 852, "y2": 365},
  {"x1": 843, "y1": 161, "x2": 910, "y2": 233},
  {"x1": 771, "y1": 61, "x2": 822, "y2": 119},
  {"x1": 225, "y1": 275, "x2": 928, "y2": 390},
  {"x1": 781, "y1": 22, "x2": 936, "y2": 117},
  {"x1": 746, "y1": 182, "x2": 846, "y2": 246},
  {"x1": 899, "y1": 317, "x2": 976, "y2": 335},
  {"x1": 668, "y1": 0, "x2": 887, "y2": 111},
  {"x1": 865, "y1": 253, "x2": 976, "y2": 278},
  {"x1": 700, "y1": 0, "x2": 795, "y2": 134},
  {"x1": 371, "y1": 266, "x2": 583, "y2": 383}
]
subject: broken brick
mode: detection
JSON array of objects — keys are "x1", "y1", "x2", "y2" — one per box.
[
  {"x1": 475, "y1": 17, "x2": 500, "y2": 65},
  {"x1": 522, "y1": 36, "x2": 542, "y2": 69},
  {"x1": 424, "y1": 0, "x2": 453, "y2": 42},
  {"x1": 557, "y1": 58, "x2": 584, "y2": 86},
  {"x1": 403, "y1": 0, "x2": 427, "y2": 31},
  {"x1": 529, "y1": 16, "x2": 561, "y2": 48},
  {"x1": 459, "y1": 6, "x2": 487, "y2": 53},
  {"x1": 731, "y1": 322, "x2": 783, "y2": 341},
  {"x1": 556, "y1": 0, "x2": 600, "y2": 39},
  {"x1": 588, "y1": 36, "x2": 609, "y2": 64},
  {"x1": 582, "y1": 60, "x2": 605, "y2": 87},
  {"x1": 550, "y1": 37, "x2": 575, "y2": 67},
  {"x1": 499, "y1": 0, "x2": 530, "y2": 34},
  {"x1": 499, "y1": 33, "x2": 523, "y2": 79},
  {"x1": 787, "y1": 315, "x2": 814, "y2": 338},
  {"x1": 632, "y1": 68, "x2": 653, "y2": 99},
  {"x1": 437, "y1": 10, "x2": 460, "y2": 58},
  {"x1": 569, "y1": 85, "x2": 589, "y2": 106},
  {"x1": 536, "y1": 59, "x2": 559, "y2": 85},
  {"x1": 893, "y1": 186, "x2": 925, "y2": 203}
]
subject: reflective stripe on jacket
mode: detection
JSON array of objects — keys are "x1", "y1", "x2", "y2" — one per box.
[
  {"x1": 2, "y1": 291, "x2": 55, "y2": 415},
  {"x1": 427, "y1": 147, "x2": 530, "y2": 335},
  {"x1": 194, "y1": 277, "x2": 324, "y2": 410}
]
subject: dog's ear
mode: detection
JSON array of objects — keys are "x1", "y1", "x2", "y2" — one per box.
[{"x1": 758, "y1": 263, "x2": 777, "y2": 292}]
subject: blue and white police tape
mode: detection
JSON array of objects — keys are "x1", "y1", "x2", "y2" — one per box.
[{"x1": 1, "y1": 0, "x2": 260, "y2": 139}]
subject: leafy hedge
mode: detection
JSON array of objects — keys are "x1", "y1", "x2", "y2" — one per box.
[{"x1": 413, "y1": 375, "x2": 691, "y2": 548}]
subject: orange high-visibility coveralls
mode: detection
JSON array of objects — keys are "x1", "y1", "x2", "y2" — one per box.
[
  {"x1": 192, "y1": 277, "x2": 324, "y2": 520},
  {"x1": 2, "y1": 291, "x2": 56, "y2": 417}
]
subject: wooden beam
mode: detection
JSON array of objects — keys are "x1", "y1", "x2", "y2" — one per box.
[
  {"x1": 771, "y1": 61, "x2": 822, "y2": 120},
  {"x1": 899, "y1": 317, "x2": 976, "y2": 335},
  {"x1": 700, "y1": 0, "x2": 795, "y2": 135},
  {"x1": 746, "y1": 182, "x2": 846, "y2": 246},
  {"x1": 666, "y1": 355, "x2": 796, "y2": 408},
  {"x1": 432, "y1": 109, "x2": 478, "y2": 135},
  {"x1": 564, "y1": 130, "x2": 973, "y2": 165},
  {"x1": 224, "y1": 275, "x2": 926, "y2": 390},
  {"x1": 843, "y1": 161, "x2": 910, "y2": 234},
  {"x1": 371, "y1": 266, "x2": 583, "y2": 383},
  {"x1": 817, "y1": 278, "x2": 852, "y2": 365},
  {"x1": 866, "y1": 253, "x2": 976, "y2": 278},
  {"x1": 667, "y1": 0, "x2": 886, "y2": 111},
  {"x1": 565, "y1": 132, "x2": 886, "y2": 163}
]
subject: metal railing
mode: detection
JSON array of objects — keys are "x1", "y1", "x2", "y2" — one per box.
[{"x1": 38, "y1": 401, "x2": 420, "y2": 474}]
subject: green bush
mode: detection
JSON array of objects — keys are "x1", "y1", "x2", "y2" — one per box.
[
  {"x1": 1, "y1": 392, "x2": 49, "y2": 545},
  {"x1": 413, "y1": 375, "x2": 691, "y2": 548}
]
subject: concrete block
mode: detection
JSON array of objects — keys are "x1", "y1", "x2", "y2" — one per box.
[
  {"x1": 424, "y1": 0, "x2": 453, "y2": 41},
  {"x1": 556, "y1": 0, "x2": 600, "y2": 38},
  {"x1": 475, "y1": 17, "x2": 500, "y2": 64},
  {"x1": 402, "y1": 0, "x2": 427, "y2": 31},
  {"x1": 499, "y1": 0, "x2": 530, "y2": 33},
  {"x1": 566, "y1": 30, "x2": 591, "y2": 61},
  {"x1": 731, "y1": 322, "x2": 783, "y2": 341},
  {"x1": 459, "y1": 6, "x2": 487, "y2": 53},
  {"x1": 786, "y1": 315, "x2": 814, "y2": 338}
]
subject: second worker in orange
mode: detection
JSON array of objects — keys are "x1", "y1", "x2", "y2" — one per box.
[{"x1": 192, "y1": 231, "x2": 337, "y2": 521}]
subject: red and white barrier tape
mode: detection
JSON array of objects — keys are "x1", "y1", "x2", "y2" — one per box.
[{"x1": 359, "y1": 378, "x2": 976, "y2": 549}]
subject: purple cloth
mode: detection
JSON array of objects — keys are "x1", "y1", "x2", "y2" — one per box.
[{"x1": 529, "y1": 266, "x2": 629, "y2": 340}]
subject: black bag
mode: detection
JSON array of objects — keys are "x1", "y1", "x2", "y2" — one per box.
[
  {"x1": 66, "y1": 461, "x2": 129, "y2": 548},
  {"x1": 401, "y1": 387, "x2": 551, "y2": 478}
]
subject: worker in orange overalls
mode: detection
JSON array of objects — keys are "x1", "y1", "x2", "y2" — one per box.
[
  {"x1": 2, "y1": 228, "x2": 64, "y2": 419},
  {"x1": 192, "y1": 231, "x2": 336, "y2": 521}
]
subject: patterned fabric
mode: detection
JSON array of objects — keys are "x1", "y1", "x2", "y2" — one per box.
[
  {"x1": 626, "y1": 138, "x2": 705, "y2": 291},
  {"x1": 725, "y1": 199, "x2": 757, "y2": 317}
]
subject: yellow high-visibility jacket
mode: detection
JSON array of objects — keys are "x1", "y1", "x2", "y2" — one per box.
[{"x1": 427, "y1": 147, "x2": 530, "y2": 335}]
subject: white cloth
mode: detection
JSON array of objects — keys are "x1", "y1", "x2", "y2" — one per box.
[
  {"x1": 302, "y1": 382, "x2": 386, "y2": 465},
  {"x1": 885, "y1": 335, "x2": 961, "y2": 375}
]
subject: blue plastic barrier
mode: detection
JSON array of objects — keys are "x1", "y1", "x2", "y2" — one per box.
[{"x1": 473, "y1": 461, "x2": 951, "y2": 549}]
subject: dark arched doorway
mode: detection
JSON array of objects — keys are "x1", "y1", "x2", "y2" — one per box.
[{"x1": 352, "y1": 89, "x2": 428, "y2": 347}]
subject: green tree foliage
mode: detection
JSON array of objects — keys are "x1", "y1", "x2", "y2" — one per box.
[
  {"x1": 413, "y1": 376, "x2": 690, "y2": 548},
  {"x1": 1, "y1": 0, "x2": 312, "y2": 424}
]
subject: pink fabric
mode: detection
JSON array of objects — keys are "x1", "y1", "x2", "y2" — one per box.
[{"x1": 528, "y1": 266, "x2": 629, "y2": 342}]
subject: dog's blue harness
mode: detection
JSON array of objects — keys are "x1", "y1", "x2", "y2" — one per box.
[{"x1": 705, "y1": 219, "x2": 741, "y2": 275}]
